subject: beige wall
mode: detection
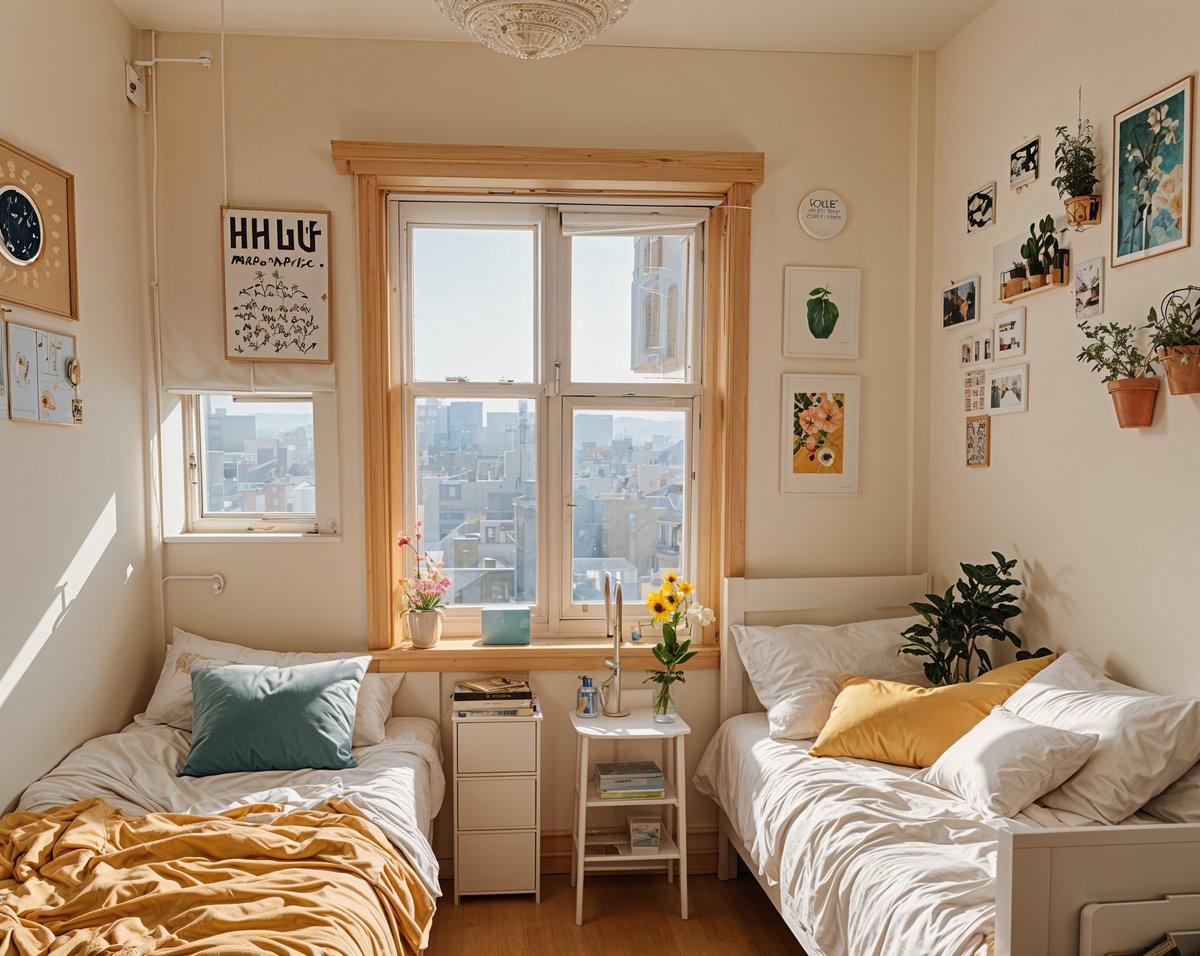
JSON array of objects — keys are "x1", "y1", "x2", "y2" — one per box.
[
  {"x1": 155, "y1": 34, "x2": 921, "y2": 837},
  {"x1": 929, "y1": 0, "x2": 1200, "y2": 694},
  {"x1": 0, "y1": 0, "x2": 155, "y2": 810}
]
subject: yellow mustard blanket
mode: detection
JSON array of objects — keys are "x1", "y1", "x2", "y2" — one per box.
[{"x1": 0, "y1": 797, "x2": 435, "y2": 956}]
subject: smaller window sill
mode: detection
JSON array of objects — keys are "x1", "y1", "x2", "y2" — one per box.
[
  {"x1": 164, "y1": 533, "x2": 343, "y2": 544},
  {"x1": 372, "y1": 635, "x2": 720, "y2": 673}
]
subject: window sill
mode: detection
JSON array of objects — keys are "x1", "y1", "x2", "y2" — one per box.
[
  {"x1": 372, "y1": 635, "x2": 720, "y2": 673},
  {"x1": 164, "y1": 533, "x2": 343, "y2": 544}
]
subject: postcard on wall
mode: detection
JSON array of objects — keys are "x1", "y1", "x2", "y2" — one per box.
[
  {"x1": 993, "y1": 307, "x2": 1026, "y2": 359},
  {"x1": 987, "y1": 363, "x2": 1028, "y2": 415},
  {"x1": 966, "y1": 415, "x2": 990, "y2": 467},
  {"x1": 781, "y1": 373, "x2": 860, "y2": 495},
  {"x1": 222, "y1": 206, "x2": 332, "y2": 364},
  {"x1": 966, "y1": 182, "x2": 996, "y2": 234},
  {"x1": 964, "y1": 369, "x2": 987, "y2": 414},
  {"x1": 6, "y1": 319, "x2": 78, "y2": 425},
  {"x1": 783, "y1": 266, "x2": 860, "y2": 359},
  {"x1": 1113, "y1": 75, "x2": 1193, "y2": 267},
  {"x1": 959, "y1": 329, "x2": 993, "y2": 366},
  {"x1": 1074, "y1": 257, "x2": 1104, "y2": 319},
  {"x1": 942, "y1": 276, "x2": 979, "y2": 329},
  {"x1": 1010, "y1": 137, "x2": 1040, "y2": 189}
]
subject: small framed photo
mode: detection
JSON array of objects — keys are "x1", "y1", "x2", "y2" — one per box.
[
  {"x1": 1074, "y1": 257, "x2": 1104, "y2": 319},
  {"x1": 942, "y1": 276, "x2": 979, "y2": 329},
  {"x1": 782, "y1": 266, "x2": 860, "y2": 359},
  {"x1": 966, "y1": 182, "x2": 996, "y2": 234},
  {"x1": 781, "y1": 373, "x2": 860, "y2": 495},
  {"x1": 966, "y1": 415, "x2": 990, "y2": 467},
  {"x1": 987, "y1": 363, "x2": 1028, "y2": 415},
  {"x1": 964, "y1": 368, "x2": 987, "y2": 414},
  {"x1": 993, "y1": 307, "x2": 1026, "y2": 359},
  {"x1": 959, "y1": 329, "x2": 993, "y2": 366},
  {"x1": 1010, "y1": 137, "x2": 1040, "y2": 189}
]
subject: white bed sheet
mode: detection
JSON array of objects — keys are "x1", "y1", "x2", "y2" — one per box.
[
  {"x1": 17, "y1": 716, "x2": 446, "y2": 896},
  {"x1": 694, "y1": 713, "x2": 1104, "y2": 956}
]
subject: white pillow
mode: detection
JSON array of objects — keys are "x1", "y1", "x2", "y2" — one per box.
[
  {"x1": 140, "y1": 628, "x2": 404, "y2": 746},
  {"x1": 916, "y1": 706, "x2": 1098, "y2": 818},
  {"x1": 1143, "y1": 763, "x2": 1200, "y2": 823},
  {"x1": 1002, "y1": 650, "x2": 1200, "y2": 824},
  {"x1": 731, "y1": 616, "x2": 926, "y2": 740}
]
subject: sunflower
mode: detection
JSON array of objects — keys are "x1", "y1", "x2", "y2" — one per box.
[
  {"x1": 677, "y1": 580, "x2": 694, "y2": 595},
  {"x1": 663, "y1": 572, "x2": 679, "y2": 587},
  {"x1": 664, "y1": 592, "x2": 679, "y2": 608}
]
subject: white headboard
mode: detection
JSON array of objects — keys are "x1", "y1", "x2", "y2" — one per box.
[{"x1": 720, "y1": 574, "x2": 931, "y2": 723}]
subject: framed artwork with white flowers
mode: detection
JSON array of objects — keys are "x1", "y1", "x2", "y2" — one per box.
[
  {"x1": 1113, "y1": 75, "x2": 1193, "y2": 267},
  {"x1": 781, "y1": 373, "x2": 860, "y2": 495}
]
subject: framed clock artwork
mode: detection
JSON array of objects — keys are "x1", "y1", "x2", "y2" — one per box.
[{"x1": 0, "y1": 138, "x2": 78, "y2": 320}]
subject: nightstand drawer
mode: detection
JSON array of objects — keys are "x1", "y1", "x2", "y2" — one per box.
[
  {"x1": 456, "y1": 721, "x2": 537, "y2": 775},
  {"x1": 458, "y1": 777, "x2": 537, "y2": 830},
  {"x1": 456, "y1": 830, "x2": 537, "y2": 894}
]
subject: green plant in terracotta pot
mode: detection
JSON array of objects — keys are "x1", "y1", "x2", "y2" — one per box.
[
  {"x1": 1147, "y1": 286, "x2": 1200, "y2": 395},
  {"x1": 1076, "y1": 319, "x2": 1160, "y2": 428},
  {"x1": 1053, "y1": 118, "x2": 1101, "y2": 229}
]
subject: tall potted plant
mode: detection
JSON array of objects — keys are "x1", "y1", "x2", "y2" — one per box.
[
  {"x1": 1076, "y1": 319, "x2": 1160, "y2": 428},
  {"x1": 1148, "y1": 286, "x2": 1200, "y2": 395},
  {"x1": 1053, "y1": 119, "x2": 1101, "y2": 229},
  {"x1": 396, "y1": 523, "x2": 451, "y2": 648},
  {"x1": 644, "y1": 574, "x2": 713, "y2": 722}
]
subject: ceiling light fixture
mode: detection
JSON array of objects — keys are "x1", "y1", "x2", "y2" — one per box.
[{"x1": 435, "y1": 0, "x2": 633, "y2": 60}]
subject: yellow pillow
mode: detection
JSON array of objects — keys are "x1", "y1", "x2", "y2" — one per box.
[{"x1": 808, "y1": 655, "x2": 1057, "y2": 768}]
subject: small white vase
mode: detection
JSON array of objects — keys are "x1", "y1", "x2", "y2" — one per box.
[{"x1": 406, "y1": 609, "x2": 445, "y2": 649}]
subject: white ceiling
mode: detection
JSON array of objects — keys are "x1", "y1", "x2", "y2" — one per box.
[{"x1": 111, "y1": 0, "x2": 995, "y2": 56}]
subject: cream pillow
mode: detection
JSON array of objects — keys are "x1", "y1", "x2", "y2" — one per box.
[
  {"x1": 731, "y1": 616, "x2": 926, "y2": 740},
  {"x1": 1003, "y1": 651, "x2": 1200, "y2": 824},
  {"x1": 917, "y1": 706, "x2": 1098, "y2": 818},
  {"x1": 1143, "y1": 763, "x2": 1200, "y2": 823},
  {"x1": 141, "y1": 628, "x2": 404, "y2": 746}
]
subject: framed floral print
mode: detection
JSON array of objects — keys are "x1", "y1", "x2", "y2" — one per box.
[
  {"x1": 781, "y1": 374, "x2": 860, "y2": 495},
  {"x1": 1113, "y1": 75, "x2": 1194, "y2": 267}
]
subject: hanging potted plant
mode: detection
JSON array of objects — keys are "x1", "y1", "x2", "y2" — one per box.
[
  {"x1": 397, "y1": 523, "x2": 452, "y2": 648},
  {"x1": 1076, "y1": 319, "x2": 1160, "y2": 428},
  {"x1": 1053, "y1": 116, "x2": 1101, "y2": 229},
  {"x1": 1148, "y1": 286, "x2": 1200, "y2": 395}
]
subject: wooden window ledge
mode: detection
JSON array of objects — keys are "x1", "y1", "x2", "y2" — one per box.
[{"x1": 372, "y1": 636, "x2": 720, "y2": 673}]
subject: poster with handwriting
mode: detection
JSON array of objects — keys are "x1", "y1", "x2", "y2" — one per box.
[{"x1": 221, "y1": 206, "x2": 331, "y2": 364}]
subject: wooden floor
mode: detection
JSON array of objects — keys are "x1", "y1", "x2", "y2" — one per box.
[{"x1": 427, "y1": 874, "x2": 804, "y2": 955}]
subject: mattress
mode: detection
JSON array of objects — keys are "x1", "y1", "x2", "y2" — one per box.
[
  {"x1": 17, "y1": 716, "x2": 445, "y2": 896},
  {"x1": 693, "y1": 713, "x2": 1102, "y2": 956}
]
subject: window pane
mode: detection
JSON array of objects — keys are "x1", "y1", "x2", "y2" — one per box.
[
  {"x1": 414, "y1": 397, "x2": 537, "y2": 606},
  {"x1": 569, "y1": 408, "x2": 687, "y2": 605},
  {"x1": 199, "y1": 396, "x2": 315, "y2": 515},
  {"x1": 571, "y1": 234, "x2": 691, "y2": 383},
  {"x1": 411, "y1": 227, "x2": 536, "y2": 382}
]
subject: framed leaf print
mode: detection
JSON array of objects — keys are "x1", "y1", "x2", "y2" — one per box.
[{"x1": 783, "y1": 266, "x2": 860, "y2": 359}]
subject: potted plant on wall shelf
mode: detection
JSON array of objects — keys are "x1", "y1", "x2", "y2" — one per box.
[
  {"x1": 1020, "y1": 233, "x2": 1048, "y2": 289},
  {"x1": 1053, "y1": 114, "x2": 1101, "y2": 230},
  {"x1": 1076, "y1": 319, "x2": 1160, "y2": 428},
  {"x1": 1148, "y1": 286, "x2": 1200, "y2": 395},
  {"x1": 1003, "y1": 260, "x2": 1028, "y2": 299}
]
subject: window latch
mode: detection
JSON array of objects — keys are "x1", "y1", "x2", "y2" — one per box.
[
  {"x1": 549, "y1": 361, "x2": 561, "y2": 396},
  {"x1": 187, "y1": 453, "x2": 198, "y2": 486}
]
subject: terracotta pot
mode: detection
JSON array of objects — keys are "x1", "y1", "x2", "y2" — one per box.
[
  {"x1": 1028, "y1": 274, "x2": 1047, "y2": 289},
  {"x1": 1107, "y1": 377, "x2": 1160, "y2": 428},
  {"x1": 1065, "y1": 195, "x2": 1102, "y2": 228},
  {"x1": 1157, "y1": 345, "x2": 1200, "y2": 395},
  {"x1": 406, "y1": 608, "x2": 445, "y2": 648}
]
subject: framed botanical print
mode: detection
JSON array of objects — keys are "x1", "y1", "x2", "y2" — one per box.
[
  {"x1": 0, "y1": 138, "x2": 78, "y2": 320},
  {"x1": 781, "y1": 374, "x2": 860, "y2": 495},
  {"x1": 1113, "y1": 75, "x2": 1193, "y2": 267},
  {"x1": 782, "y1": 266, "x2": 860, "y2": 359},
  {"x1": 966, "y1": 415, "x2": 990, "y2": 467}
]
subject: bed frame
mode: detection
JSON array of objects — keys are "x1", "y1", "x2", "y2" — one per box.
[{"x1": 716, "y1": 575, "x2": 1200, "y2": 956}]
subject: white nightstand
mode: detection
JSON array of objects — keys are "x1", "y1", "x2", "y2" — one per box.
[
  {"x1": 569, "y1": 707, "x2": 691, "y2": 925},
  {"x1": 452, "y1": 707, "x2": 543, "y2": 904}
]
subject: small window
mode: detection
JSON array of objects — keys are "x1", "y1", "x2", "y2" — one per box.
[{"x1": 190, "y1": 394, "x2": 317, "y2": 528}]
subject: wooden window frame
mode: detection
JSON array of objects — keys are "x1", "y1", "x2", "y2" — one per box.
[{"x1": 331, "y1": 141, "x2": 763, "y2": 652}]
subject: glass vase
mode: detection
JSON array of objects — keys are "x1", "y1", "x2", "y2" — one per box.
[{"x1": 652, "y1": 683, "x2": 677, "y2": 723}]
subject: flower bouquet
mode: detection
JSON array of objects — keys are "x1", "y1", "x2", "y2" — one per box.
[
  {"x1": 644, "y1": 574, "x2": 713, "y2": 722},
  {"x1": 397, "y1": 523, "x2": 451, "y2": 647}
]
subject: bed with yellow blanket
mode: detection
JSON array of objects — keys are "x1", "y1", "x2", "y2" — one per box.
[{"x1": 6, "y1": 717, "x2": 445, "y2": 955}]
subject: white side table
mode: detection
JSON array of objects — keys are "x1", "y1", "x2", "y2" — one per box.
[{"x1": 569, "y1": 707, "x2": 691, "y2": 925}]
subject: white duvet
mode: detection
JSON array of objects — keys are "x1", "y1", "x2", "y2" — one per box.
[
  {"x1": 17, "y1": 716, "x2": 446, "y2": 896},
  {"x1": 693, "y1": 713, "x2": 1102, "y2": 956}
]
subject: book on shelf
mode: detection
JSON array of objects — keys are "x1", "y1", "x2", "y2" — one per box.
[
  {"x1": 454, "y1": 677, "x2": 529, "y2": 696},
  {"x1": 597, "y1": 787, "x2": 665, "y2": 800},
  {"x1": 454, "y1": 698, "x2": 540, "y2": 719},
  {"x1": 454, "y1": 695, "x2": 534, "y2": 711},
  {"x1": 595, "y1": 760, "x2": 664, "y2": 792}
]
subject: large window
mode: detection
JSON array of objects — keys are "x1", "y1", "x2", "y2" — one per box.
[{"x1": 396, "y1": 202, "x2": 705, "y2": 632}]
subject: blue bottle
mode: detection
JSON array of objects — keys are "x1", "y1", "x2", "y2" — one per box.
[{"x1": 576, "y1": 675, "x2": 598, "y2": 718}]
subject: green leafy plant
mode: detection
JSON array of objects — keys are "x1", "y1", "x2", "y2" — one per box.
[
  {"x1": 1020, "y1": 215, "x2": 1059, "y2": 276},
  {"x1": 1147, "y1": 286, "x2": 1200, "y2": 349},
  {"x1": 899, "y1": 552, "x2": 1037, "y2": 685},
  {"x1": 1052, "y1": 121, "x2": 1099, "y2": 199},
  {"x1": 806, "y1": 286, "x2": 840, "y2": 339},
  {"x1": 1077, "y1": 319, "x2": 1158, "y2": 382},
  {"x1": 1009, "y1": 260, "x2": 1027, "y2": 279}
]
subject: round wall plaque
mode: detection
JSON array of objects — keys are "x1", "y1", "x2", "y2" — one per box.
[{"x1": 798, "y1": 189, "x2": 847, "y2": 240}]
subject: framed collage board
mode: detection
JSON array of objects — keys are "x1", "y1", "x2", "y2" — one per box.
[{"x1": 6, "y1": 319, "x2": 79, "y2": 425}]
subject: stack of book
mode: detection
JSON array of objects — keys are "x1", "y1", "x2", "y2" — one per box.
[
  {"x1": 594, "y1": 761, "x2": 665, "y2": 800},
  {"x1": 453, "y1": 677, "x2": 538, "y2": 718}
]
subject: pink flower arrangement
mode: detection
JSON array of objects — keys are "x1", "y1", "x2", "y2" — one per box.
[{"x1": 397, "y1": 522, "x2": 451, "y2": 612}]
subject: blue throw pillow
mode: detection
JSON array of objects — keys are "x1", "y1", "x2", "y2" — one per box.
[{"x1": 178, "y1": 657, "x2": 369, "y2": 777}]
